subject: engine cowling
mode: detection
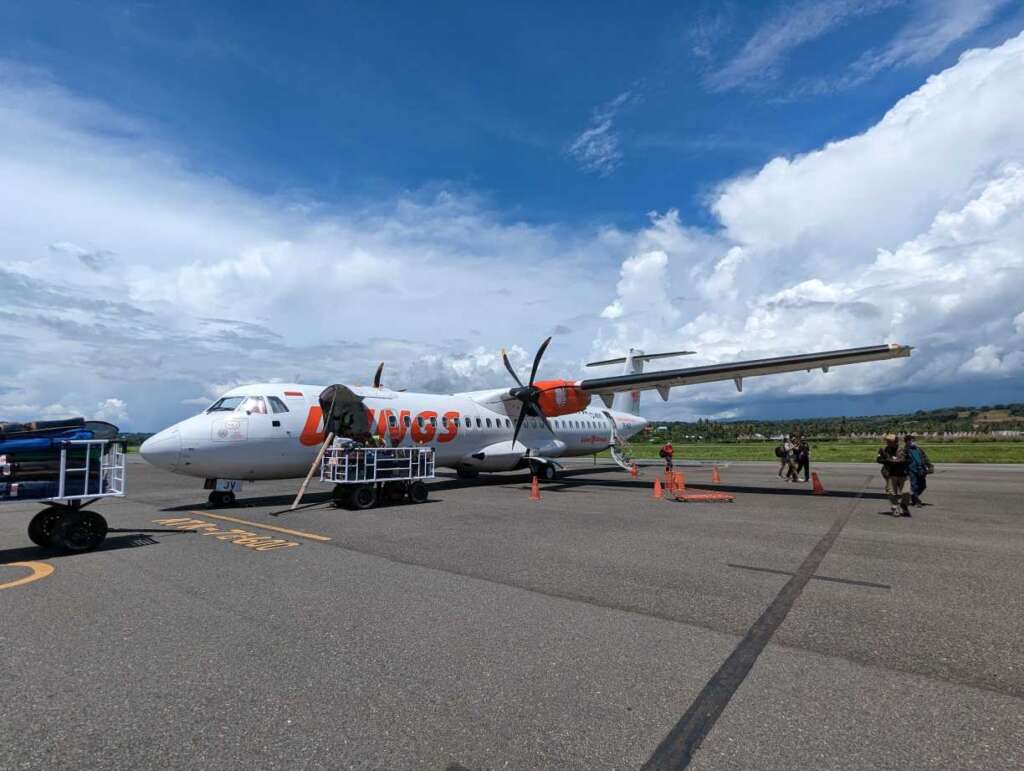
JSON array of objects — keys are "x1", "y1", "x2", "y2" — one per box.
[{"x1": 533, "y1": 380, "x2": 591, "y2": 417}]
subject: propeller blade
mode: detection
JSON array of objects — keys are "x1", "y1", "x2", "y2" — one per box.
[
  {"x1": 539, "y1": 413, "x2": 556, "y2": 436},
  {"x1": 502, "y1": 348, "x2": 523, "y2": 387},
  {"x1": 528, "y1": 336, "x2": 551, "y2": 387},
  {"x1": 373, "y1": 362, "x2": 384, "y2": 389},
  {"x1": 511, "y1": 409, "x2": 528, "y2": 449}
]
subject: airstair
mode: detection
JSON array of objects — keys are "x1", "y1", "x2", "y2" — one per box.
[{"x1": 601, "y1": 414, "x2": 634, "y2": 472}]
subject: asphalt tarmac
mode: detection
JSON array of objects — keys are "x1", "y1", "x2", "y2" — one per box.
[{"x1": 1, "y1": 456, "x2": 1022, "y2": 770}]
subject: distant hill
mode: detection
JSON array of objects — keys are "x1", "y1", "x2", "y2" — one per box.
[{"x1": 648, "y1": 404, "x2": 1024, "y2": 442}]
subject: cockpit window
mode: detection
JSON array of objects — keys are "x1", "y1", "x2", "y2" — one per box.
[
  {"x1": 267, "y1": 396, "x2": 289, "y2": 414},
  {"x1": 207, "y1": 396, "x2": 246, "y2": 412},
  {"x1": 241, "y1": 396, "x2": 267, "y2": 414}
]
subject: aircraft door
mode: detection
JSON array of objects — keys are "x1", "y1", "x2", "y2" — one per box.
[{"x1": 318, "y1": 384, "x2": 370, "y2": 441}]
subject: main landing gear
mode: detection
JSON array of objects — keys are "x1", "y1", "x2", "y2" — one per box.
[{"x1": 529, "y1": 460, "x2": 558, "y2": 481}]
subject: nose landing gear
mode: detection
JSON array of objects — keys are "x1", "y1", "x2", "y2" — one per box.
[{"x1": 208, "y1": 490, "x2": 236, "y2": 507}]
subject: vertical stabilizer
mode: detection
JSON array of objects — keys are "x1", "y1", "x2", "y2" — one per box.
[
  {"x1": 612, "y1": 349, "x2": 644, "y2": 415},
  {"x1": 585, "y1": 348, "x2": 696, "y2": 416}
]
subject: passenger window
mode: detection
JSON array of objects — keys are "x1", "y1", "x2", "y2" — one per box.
[
  {"x1": 441, "y1": 416, "x2": 449, "y2": 428},
  {"x1": 429, "y1": 416, "x2": 437, "y2": 427},
  {"x1": 453, "y1": 416, "x2": 460, "y2": 427},
  {"x1": 388, "y1": 415, "x2": 397, "y2": 427},
  {"x1": 464, "y1": 417, "x2": 471, "y2": 429},
  {"x1": 404, "y1": 415, "x2": 412, "y2": 427},
  {"x1": 267, "y1": 396, "x2": 289, "y2": 414},
  {"x1": 476, "y1": 418, "x2": 482, "y2": 428},
  {"x1": 485, "y1": 418, "x2": 492, "y2": 428},
  {"x1": 417, "y1": 416, "x2": 425, "y2": 428},
  {"x1": 506, "y1": 418, "x2": 511, "y2": 428}
]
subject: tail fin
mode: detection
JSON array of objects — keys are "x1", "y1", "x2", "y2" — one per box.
[{"x1": 586, "y1": 348, "x2": 695, "y2": 415}]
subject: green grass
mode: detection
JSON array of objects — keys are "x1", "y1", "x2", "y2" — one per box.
[{"x1": 617, "y1": 441, "x2": 1024, "y2": 464}]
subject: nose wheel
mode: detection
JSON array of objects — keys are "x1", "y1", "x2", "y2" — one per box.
[{"x1": 208, "y1": 491, "x2": 236, "y2": 507}]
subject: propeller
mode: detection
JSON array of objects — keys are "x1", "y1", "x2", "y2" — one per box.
[{"x1": 502, "y1": 337, "x2": 557, "y2": 449}]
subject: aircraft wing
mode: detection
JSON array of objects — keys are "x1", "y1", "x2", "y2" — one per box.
[{"x1": 577, "y1": 343, "x2": 911, "y2": 401}]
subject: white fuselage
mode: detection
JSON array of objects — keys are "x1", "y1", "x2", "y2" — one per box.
[{"x1": 140, "y1": 383, "x2": 646, "y2": 481}]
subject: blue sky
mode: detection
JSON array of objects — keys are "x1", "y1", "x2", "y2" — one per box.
[{"x1": 2, "y1": 1, "x2": 1024, "y2": 429}]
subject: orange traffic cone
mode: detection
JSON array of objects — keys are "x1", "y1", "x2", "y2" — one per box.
[
  {"x1": 530, "y1": 476, "x2": 542, "y2": 501},
  {"x1": 811, "y1": 472, "x2": 826, "y2": 496},
  {"x1": 653, "y1": 477, "x2": 663, "y2": 499},
  {"x1": 673, "y1": 471, "x2": 685, "y2": 493},
  {"x1": 630, "y1": 463, "x2": 638, "y2": 478},
  {"x1": 711, "y1": 466, "x2": 721, "y2": 483}
]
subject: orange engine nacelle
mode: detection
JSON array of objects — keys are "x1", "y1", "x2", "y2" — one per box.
[{"x1": 534, "y1": 380, "x2": 591, "y2": 417}]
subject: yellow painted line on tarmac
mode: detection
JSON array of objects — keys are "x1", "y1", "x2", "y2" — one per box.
[
  {"x1": 0, "y1": 561, "x2": 54, "y2": 591},
  {"x1": 191, "y1": 511, "x2": 332, "y2": 542}
]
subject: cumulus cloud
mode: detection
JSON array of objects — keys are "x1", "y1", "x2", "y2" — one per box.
[
  {"x1": 0, "y1": 61, "x2": 622, "y2": 429},
  {"x1": 596, "y1": 31, "x2": 1024, "y2": 410},
  {"x1": 4, "y1": 32, "x2": 1024, "y2": 429}
]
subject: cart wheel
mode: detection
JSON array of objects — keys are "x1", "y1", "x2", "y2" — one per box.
[
  {"x1": 53, "y1": 511, "x2": 108, "y2": 552},
  {"x1": 351, "y1": 485, "x2": 377, "y2": 510},
  {"x1": 28, "y1": 506, "x2": 64, "y2": 548},
  {"x1": 382, "y1": 482, "x2": 406, "y2": 503},
  {"x1": 331, "y1": 484, "x2": 350, "y2": 508},
  {"x1": 408, "y1": 480, "x2": 428, "y2": 504}
]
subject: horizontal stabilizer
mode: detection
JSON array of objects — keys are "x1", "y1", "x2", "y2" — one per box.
[{"x1": 585, "y1": 349, "x2": 696, "y2": 367}]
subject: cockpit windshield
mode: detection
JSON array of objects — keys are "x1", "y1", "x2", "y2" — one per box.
[
  {"x1": 207, "y1": 396, "x2": 246, "y2": 412},
  {"x1": 207, "y1": 395, "x2": 269, "y2": 414}
]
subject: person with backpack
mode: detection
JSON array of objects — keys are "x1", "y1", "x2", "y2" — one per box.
[
  {"x1": 659, "y1": 441, "x2": 674, "y2": 473},
  {"x1": 877, "y1": 433, "x2": 911, "y2": 516},
  {"x1": 904, "y1": 434, "x2": 933, "y2": 506}
]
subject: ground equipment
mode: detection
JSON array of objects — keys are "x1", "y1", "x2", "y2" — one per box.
[
  {"x1": 319, "y1": 441, "x2": 435, "y2": 509},
  {"x1": 1, "y1": 419, "x2": 127, "y2": 552}
]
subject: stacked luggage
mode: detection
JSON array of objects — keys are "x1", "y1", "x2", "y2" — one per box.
[{"x1": 0, "y1": 418, "x2": 119, "y2": 501}]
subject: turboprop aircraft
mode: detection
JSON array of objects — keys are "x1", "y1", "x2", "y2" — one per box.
[{"x1": 140, "y1": 339, "x2": 911, "y2": 506}]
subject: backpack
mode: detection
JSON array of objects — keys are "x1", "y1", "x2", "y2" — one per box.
[{"x1": 774, "y1": 445, "x2": 784, "y2": 458}]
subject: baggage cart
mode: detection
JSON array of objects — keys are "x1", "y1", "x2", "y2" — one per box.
[
  {"x1": 1, "y1": 439, "x2": 127, "y2": 552},
  {"x1": 320, "y1": 443, "x2": 435, "y2": 509}
]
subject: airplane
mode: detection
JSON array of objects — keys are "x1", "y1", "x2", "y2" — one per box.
[{"x1": 140, "y1": 339, "x2": 912, "y2": 506}]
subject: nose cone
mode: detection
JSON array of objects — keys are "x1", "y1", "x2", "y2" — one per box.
[{"x1": 140, "y1": 427, "x2": 181, "y2": 471}]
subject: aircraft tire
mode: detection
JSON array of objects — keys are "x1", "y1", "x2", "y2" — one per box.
[
  {"x1": 541, "y1": 463, "x2": 557, "y2": 481},
  {"x1": 208, "y1": 491, "x2": 236, "y2": 508},
  {"x1": 28, "y1": 506, "x2": 64, "y2": 547},
  {"x1": 407, "y1": 480, "x2": 428, "y2": 504},
  {"x1": 351, "y1": 485, "x2": 377, "y2": 510},
  {"x1": 52, "y1": 511, "x2": 107, "y2": 552}
]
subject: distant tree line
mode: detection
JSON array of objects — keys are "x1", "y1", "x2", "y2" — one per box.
[{"x1": 647, "y1": 403, "x2": 1024, "y2": 442}]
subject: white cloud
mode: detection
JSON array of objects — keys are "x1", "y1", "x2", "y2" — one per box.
[
  {"x1": 848, "y1": 0, "x2": 1013, "y2": 84},
  {"x1": 0, "y1": 61, "x2": 627, "y2": 429},
  {"x1": 4, "y1": 31, "x2": 1024, "y2": 430},
  {"x1": 597, "y1": 31, "x2": 1024, "y2": 408},
  {"x1": 94, "y1": 398, "x2": 129, "y2": 423},
  {"x1": 707, "y1": 0, "x2": 896, "y2": 91},
  {"x1": 568, "y1": 90, "x2": 639, "y2": 176}
]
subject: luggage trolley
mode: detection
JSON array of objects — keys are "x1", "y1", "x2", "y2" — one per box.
[
  {"x1": 2, "y1": 439, "x2": 127, "y2": 552},
  {"x1": 320, "y1": 442, "x2": 435, "y2": 509}
]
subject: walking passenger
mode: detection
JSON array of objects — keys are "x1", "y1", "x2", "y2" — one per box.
[
  {"x1": 796, "y1": 437, "x2": 811, "y2": 482},
  {"x1": 877, "y1": 433, "x2": 911, "y2": 516},
  {"x1": 904, "y1": 434, "x2": 932, "y2": 506}
]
